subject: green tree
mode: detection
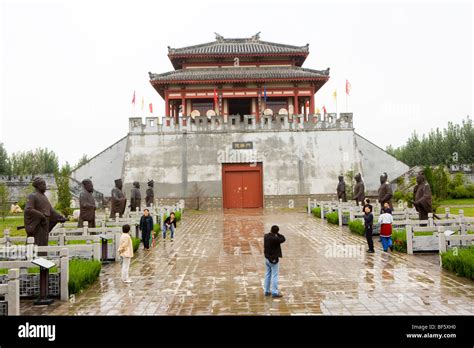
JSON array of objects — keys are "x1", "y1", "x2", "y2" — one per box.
[
  {"x1": 0, "y1": 143, "x2": 10, "y2": 175},
  {"x1": 55, "y1": 163, "x2": 72, "y2": 217},
  {"x1": 0, "y1": 183, "x2": 9, "y2": 220},
  {"x1": 344, "y1": 169, "x2": 355, "y2": 201},
  {"x1": 75, "y1": 154, "x2": 89, "y2": 169},
  {"x1": 10, "y1": 148, "x2": 58, "y2": 175},
  {"x1": 386, "y1": 117, "x2": 473, "y2": 166}
]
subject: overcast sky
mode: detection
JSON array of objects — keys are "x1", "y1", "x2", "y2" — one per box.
[{"x1": 0, "y1": 0, "x2": 472, "y2": 166}]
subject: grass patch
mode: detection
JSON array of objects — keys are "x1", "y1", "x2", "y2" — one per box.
[
  {"x1": 311, "y1": 207, "x2": 321, "y2": 218},
  {"x1": 438, "y1": 198, "x2": 474, "y2": 206},
  {"x1": 348, "y1": 220, "x2": 364, "y2": 236},
  {"x1": 326, "y1": 212, "x2": 339, "y2": 225},
  {"x1": 0, "y1": 266, "x2": 58, "y2": 274},
  {"x1": 0, "y1": 217, "x2": 26, "y2": 237},
  {"x1": 438, "y1": 207, "x2": 474, "y2": 218},
  {"x1": 391, "y1": 229, "x2": 407, "y2": 253},
  {"x1": 132, "y1": 237, "x2": 141, "y2": 253},
  {"x1": 441, "y1": 246, "x2": 474, "y2": 279},
  {"x1": 68, "y1": 259, "x2": 102, "y2": 295}
]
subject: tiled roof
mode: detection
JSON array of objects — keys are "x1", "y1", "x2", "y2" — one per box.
[
  {"x1": 167, "y1": 34, "x2": 309, "y2": 57},
  {"x1": 149, "y1": 66, "x2": 329, "y2": 84}
]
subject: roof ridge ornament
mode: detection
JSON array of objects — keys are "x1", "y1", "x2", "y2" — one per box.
[
  {"x1": 251, "y1": 32, "x2": 261, "y2": 42},
  {"x1": 214, "y1": 32, "x2": 224, "y2": 42}
]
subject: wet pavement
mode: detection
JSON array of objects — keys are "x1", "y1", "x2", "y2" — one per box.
[{"x1": 22, "y1": 210, "x2": 474, "y2": 315}]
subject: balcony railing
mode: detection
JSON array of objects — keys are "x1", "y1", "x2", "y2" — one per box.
[{"x1": 129, "y1": 113, "x2": 353, "y2": 134}]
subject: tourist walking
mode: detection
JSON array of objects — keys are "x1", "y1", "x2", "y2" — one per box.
[
  {"x1": 364, "y1": 205, "x2": 375, "y2": 253},
  {"x1": 118, "y1": 224, "x2": 134, "y2": 283},
  {"x1": 263, "y1": 225, "x2": 286, "y2": 298},
  {"x1": 162, "y1": 212, "x2": 177, "y2": 240},
  {"x1": 139, "y1": 208, "x2": 154, "y2": 251},
  {"x1": 378, "y1": 208, "x2": 394, "y2": 252}
]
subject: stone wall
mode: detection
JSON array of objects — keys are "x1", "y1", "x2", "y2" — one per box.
[
  {"x1": 72, "y1": 114, "x2": 409, "y2": 203},
  {"x1": 0, "y1": 174, "x2": 57, "y2": 205}
]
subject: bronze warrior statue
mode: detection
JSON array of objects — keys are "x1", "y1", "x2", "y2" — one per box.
[
  {"x1": 413, "y1": 172, "x2": 433, "y2": 220},
  {"x1": 78, "y1": 179, "x2": 96, "y2": 227},
  {"x1": 130, "y1": 181, "x2": 141, "y2": 212},
  {"x1": 24, "y1": 177, "x2": 66, "y2": 247},
  {"x1": 145, "y1": 180, "x2": 154, "y2": 207},
  {"x1": 353, "y1": 173, "x2": 365, "y2": 205},
  {"x1": 110, "y1": 178, "x2": 127, "y2": 218},
  {"x1": 336, "y1": 175, "x2": 347, "y2": 202},
  {"x1": 378, "y1": 172, "x2": 393, "y2": 212}
]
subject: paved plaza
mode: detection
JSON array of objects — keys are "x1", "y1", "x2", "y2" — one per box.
[{"x1": 22, "y1": 210, "x2": 474, "y2": 315}]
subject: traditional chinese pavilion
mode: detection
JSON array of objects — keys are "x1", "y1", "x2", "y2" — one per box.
[{"x1": 149, "y1": 32, "x2": 330, "y2": 121}]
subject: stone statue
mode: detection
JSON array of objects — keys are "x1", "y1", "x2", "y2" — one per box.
[
  {"x1": 336, "y1": 175, "x2": 347, "y2": 202},
  {"x1": 378, "y1": 172, "x2": 393, "y2": 212},
  {"x1": 145, "y1": 180, "x2": 154, "y2": 207},
  {"x1": 353, "y1": 173, "x2": 365, "y2": 205},
  {"x1": 78, "y1": 179, "x2": 96, "y2": 228},
  {"x1": 413, "y1": 172, "x2": 433, "y2": 220},
  {"x1": 110, "y1": 178, "x2": 127, "y2": 218},
  {"x1": 24, "y1": 177, "x2": 66, "y2": 247},
  {"x1": 130, "y1": 181, "x2": 141, "y2": 212}
]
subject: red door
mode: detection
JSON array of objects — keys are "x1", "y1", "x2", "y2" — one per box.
[
  {"x1": 224, "y1": 171, "x2": 243, "y2": 208},
  {"x1": 222, "y1": 163, "x2": 263, "y2": 209}
]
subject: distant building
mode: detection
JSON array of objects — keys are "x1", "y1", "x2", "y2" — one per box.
[{"x1": 72, "y1": 34, "x2": 409, "y2": 209}]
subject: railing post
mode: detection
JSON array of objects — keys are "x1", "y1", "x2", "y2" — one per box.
[
  {"x1": 349, "y1": 207, "x2": 354, "y2": 222},
  {"x1": 115, "y1": 213, "x2": 119, "y2": 224},
  {"x1": 307, "y1": 198, "x2": 311, "y2": 215},
  {"x1": 4, "y1": 229, "x2": 10, "y2": 247},
  {"x1": 458, "y1": 209, "x2": 464, "y2": 225},
  {"x1": 93, "y1": 238, "x2": 101, "y2": 261},
  {"x1": 338, "y1": 202, "x2": 343, "y2": 227},
  {"x1": 82, "y1": 220, "x2": 88, "y2": 236},
  {"x1": 406, "y1": 225, "x2": 414, "y2": 255},
  {"x1": 60, "y1": 248, "x2": 69, "y2": 301},
  {"x1": 59, "y1": 229, "x2": 65, "y2": 246},
  {"x1": 7, "y1": 269, "x2": 20, "y2": 315},
  {"x1": 445, "y1": 207, "x2": 450, "y2": 219},
  {"x1": 428, "y1": 213, "x2": 434, "y2": 227}
]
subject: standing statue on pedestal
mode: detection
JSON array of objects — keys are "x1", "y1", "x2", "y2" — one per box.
[
  {"x1": 336, "y1": 175, "x2": 347, "y2": 202},
  {"x1": 378, "y1": 172, "x2": 393, "y2": 212},
  {"x1": 24, "y1": 177, "x2": 66, "y2": 246},
  {"x1": 145, "y1": 180, "x2": 154, "y2": 208},
  {"x1": 353, "y1": 173, "x2": 365, "y2": 206},
  {"x1": 130, "y1": 181, "x2": 141, "y2": 212},
  {"x1": 110, "y1": 178, "x2": 127, "y2": 218},
  {"x1": 413, "y1": 172, "x2": 433, "y2": 220},
  {"x1": 78, "y1": 179, "x2": 96, "y2": 228}
]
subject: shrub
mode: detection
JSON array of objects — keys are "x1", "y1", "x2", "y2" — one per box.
[
  {"x1": 326, "y1": 212, "x2": 339, "y2": 225},
  {"x1": 153, "y1": 223, "x2": 161, "y2": 233},
  {"x1": 174, "y1": 211, "x2": 182, "y2": 221},
  {"x1": 441, "y1": 246, "x2": 474, "y2": 279},
  {"x1": 348, "y1": 220, "x2": 364, "y2": 236},
  {"x1": 311, "y1": 207, "x2": 321, "y2": 218},
  {"x1": 131, "y1": 237, "x2": 141, "y2": 253},
  {"x1": 68, "y1": 259, "x2": 101, "y2": 295},
  {"x1": 391, "y1": 229, "x2": 407, "y2": 253}
]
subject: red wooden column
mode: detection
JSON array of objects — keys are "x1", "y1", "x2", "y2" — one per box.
[
  {"x1": 165, "y1": 93, "x2": 170, "y2": 117},
  {"x1": 181, "y1": 96, "x2": 186, "y2": 122},
  {"x1": 293, "y1": 94, "x2": 298, "y2": 116},
  {"x1": 310, "y1": 92, "x2": 315, "y2": 114}
]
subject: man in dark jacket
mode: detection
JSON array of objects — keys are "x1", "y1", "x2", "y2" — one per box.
[
  {"x1": 139, "y1": 208, "x2": 154, "y2": 250},
  {"x1": 264, "y1": 225, "x2": 286, "y2": 298}
]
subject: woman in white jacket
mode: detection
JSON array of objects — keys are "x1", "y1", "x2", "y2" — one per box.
[{"x1": 118, "y1": 224, "x2": 134, "y2": 283}]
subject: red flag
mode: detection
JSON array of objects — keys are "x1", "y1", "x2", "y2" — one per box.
[
  {"x1": 322, "y1": 105, "x2": 327, "y2": 114},
  {"x1": 131, "y1": 90, "x2": 136, "y2": 105},
  {"x1": 149, "y1": 103, "x2": 153, "y2": 114},
  {"x1": 346, "y1": 80, "x2": 351, "y2": 96},
  {"x1": 213, "y1": 88, "x2": 218, "y2": 108}
]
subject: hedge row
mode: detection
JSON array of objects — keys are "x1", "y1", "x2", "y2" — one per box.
[{"x1": 441, "y1": 246, "x2": 474, "y2": 279}]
